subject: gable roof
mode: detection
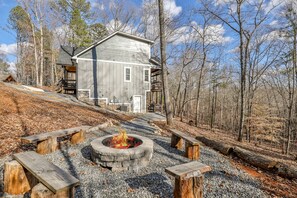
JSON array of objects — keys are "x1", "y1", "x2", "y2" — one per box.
[
  {"x1": 56, "y1": 46, "x2": 86, "y2": 66},
  {"x1": 72, "y1": 31, "x2": 154, "y2": 59},
  {"x1": 0, "y1": 74, "x2": 16, "y2": 82}
]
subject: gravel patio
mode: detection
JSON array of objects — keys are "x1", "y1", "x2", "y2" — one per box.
[{"x1": 0, "y1": 114, "x2": 267, "y2": 197}]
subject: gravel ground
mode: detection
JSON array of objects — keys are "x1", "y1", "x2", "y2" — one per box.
[{"x1": 0, "y1": 116, "x2": 268, "y2": 198}]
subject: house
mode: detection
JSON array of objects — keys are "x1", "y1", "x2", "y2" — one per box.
[
  {"x1": 0, "y1": 74, "x2": 16, "y2": 83},
  {"x1": 57, "y1": 31, "x2": 162, "y2": 113}
]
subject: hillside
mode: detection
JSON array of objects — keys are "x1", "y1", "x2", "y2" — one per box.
[{"x1": 0, "y1": 83, "x2": 131, "y2": 157}]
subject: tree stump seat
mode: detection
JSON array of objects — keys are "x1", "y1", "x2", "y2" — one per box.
[
  {"x1": 165, "y1": 161, "x2": 211, "y2": 198},
  {"x1": 3, "y1": 151, "x2": 80, "y2": 197},
  {"x1": 21, "y1": 126, "x2": 90, "y2": 154},
  {"x1": 170, "y1": 129, "x2": 200, "y2": 160}
]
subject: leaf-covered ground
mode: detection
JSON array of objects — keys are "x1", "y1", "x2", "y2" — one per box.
[
  {"x1": 0, "y1": 82, "x2": 132, "y2": 157},
  {"x1": 154, "y1": 119, "x2": 297, "y2": 197}
]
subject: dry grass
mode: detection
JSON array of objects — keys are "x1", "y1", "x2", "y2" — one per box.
[{"x1": 0, "y1": 83, "x2": 132, "y2": 157}]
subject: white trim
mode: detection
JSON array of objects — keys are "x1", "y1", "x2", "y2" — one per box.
[
  {"x1": 75, "y1": 58, "x2": 153, "y2": 67},
  {"x1": 95, "y1": 98, "x2": 108, "y2": 105},
  {"x1": 72, "y1": 31, "x2": 154, "y2": 59},
  {"x1": 145, "y1": 90, "x2": 150, "y2": 113},
  {"x1": 124, "y1": 67, "x2": 131, "y2": 82},
  {"x1": 108, "y1": 102, "x2": 131, "y2": 105},
  {"x1": 133, "y1": 95, "x2": 142, "y2": 113},
  {"x1": 143, "y1": 68, "x2": 150, "y2": 83},
  {"x1": 77, "y1": 89, "x2": 91, "y2": 98}
]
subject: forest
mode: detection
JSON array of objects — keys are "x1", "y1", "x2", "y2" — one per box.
[{"x1": 2, "y1": 0, "x2": 297, "y2": 156}]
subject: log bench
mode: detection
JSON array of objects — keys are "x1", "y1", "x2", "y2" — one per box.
[
  {"x1": 165, "y1": 161, "x2": 211, "y2": 198},
  {"x1": 4, "y1": 151, "x2": 80, "y2": 197},
  {"x1": 170, "y1": 129, "x2": 200, "y2": 160},
  {"x1": 21, "y1": 126, "x2": 91, "y2": 154}
]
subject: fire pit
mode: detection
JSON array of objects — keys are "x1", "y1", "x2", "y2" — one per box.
[{"x1": 90, "y1": 130, "x2": 153, "y2": 171}]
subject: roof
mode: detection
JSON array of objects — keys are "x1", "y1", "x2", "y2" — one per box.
[
  {"x1": 150, "y1": 56, "x2": 161, "y2": 66},
  {"x1": 72, "y1": 31, "x2": 155, "y2": 59},
  {"x1": 56, "y1": 46, "x2": 86, "y2": 66},
  {"x1": 0, "y1": 74, "x2": 16, "y2": 82}
]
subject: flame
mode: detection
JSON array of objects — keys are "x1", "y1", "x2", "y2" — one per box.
[{"x1": 111, "y1": 129, "x2": 130, "y2": 149}]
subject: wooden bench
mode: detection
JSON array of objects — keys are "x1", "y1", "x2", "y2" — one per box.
[
  {"x1": 165, "y1": 161, "x2": 211, "y2": 198},
  {"x1": 21, "y1": 126, "x2": 91, "y2": 154},
  {"x1": 170, "y1": 129, "x2": 200, "y2": 160},
  {"x1": 4, "y1": 151, "x2": 79, "y2": 197}
]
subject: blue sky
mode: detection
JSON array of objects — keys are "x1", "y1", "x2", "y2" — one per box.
[
  {"x1": 0, "y1": 0, "x2": 225, "y2": 64},
  {"x1": 0, "y1": 0, "x2": 17, "y2": 63}
]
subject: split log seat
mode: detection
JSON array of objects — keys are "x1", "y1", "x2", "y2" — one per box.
[
  {"x1": 21, "y1": 126, "x2": 91, "y2": 154},
  {"x1": 170, "y1": 129, "x2": 200, "y2": 160},
  {"x1": 8, "y1": 151, "x2": 80, "y2": 197},
  {"x1": 165, "y1": 161, "x2": 211, "y2": 198}
]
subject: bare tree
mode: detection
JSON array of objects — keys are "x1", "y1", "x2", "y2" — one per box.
[
  {"x1": 201, "y1": 0, "x2": 279, "y2": 141},
  {"x1": 158, "y1": 0, "x2": 173, "y2": 125}
]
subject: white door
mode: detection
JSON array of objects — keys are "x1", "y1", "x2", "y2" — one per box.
[{"x1": 133, "y1": 96, "x2": 141, "y2": 113}]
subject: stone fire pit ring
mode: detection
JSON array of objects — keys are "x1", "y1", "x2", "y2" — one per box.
[{"x1": 90, "y1": 134, "x2": 154, "y2": 171}]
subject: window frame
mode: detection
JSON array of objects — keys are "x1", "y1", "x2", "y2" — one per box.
[
  {"x1": 143, "y1": 68, "x2": 150, "y2": 83},
  {"x1": 124, "y1": 66, "x2": 132, "y2": 82}
]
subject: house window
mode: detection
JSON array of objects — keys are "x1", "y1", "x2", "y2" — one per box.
[
  {"x1": 124, "y1": 67, "x2": 131, "y2": 82},
  {"x1": 144, "y1": 69, "x2": 150, "y2": 82}
]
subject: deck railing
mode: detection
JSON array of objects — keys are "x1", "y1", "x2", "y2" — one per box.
[
  {"x1": 63, "y1": 79, "x2": 76, "y2": 88},
  {"x1": 151, "y1": 80, "x2": 162, "y2": 92}
]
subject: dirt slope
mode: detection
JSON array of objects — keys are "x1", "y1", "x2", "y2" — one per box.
[{"x1": 0, "y1": 83, "x2": 130, "y2": 157}]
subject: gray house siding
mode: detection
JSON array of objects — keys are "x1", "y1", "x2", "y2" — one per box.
[
  {"x1": 76, "y1": 34, "x2": 152, "y2": 112},
  {"x1": 79, "y1": 35, "x2": 150, "y2": 64}
]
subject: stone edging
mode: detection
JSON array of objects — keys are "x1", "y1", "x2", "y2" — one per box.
[{"x1": 90, "y1": 134, "x2": 154, "y2": 171}]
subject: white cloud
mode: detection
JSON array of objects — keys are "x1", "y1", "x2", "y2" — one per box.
[
  {"x1": 106, "y1": 19, "x2": 140, "y2": 35},
  {"x1": 264, "y1": 0, "x2": 284, "y2": 13},
  {"x1": 7, "y1": 62, "x2": 16, "y2": 73},
  {"x1": 164, "y1": 0, "x2": 182, "y2": 18},
  {"x1": 143, "y1": 0, "x2": 182, "y2": 19},
  {"x1": 269, "y1": 20, "x2": 278, "y2": 26},
  {"x1": 169, "y1": 22, "x2": 232, "y2": 46},
  {"x1": 0, "y1": 43, "x2": 17, "y2": 56},
  {"x1": 214, "y1": 0, "x2": 233, "y2": 6},
  {"x1": 91, "y1": 2, "x2": 104, "y2": 10},
  {"x1": 53, "y1": 25, "x2": 72, "y2": 47}
]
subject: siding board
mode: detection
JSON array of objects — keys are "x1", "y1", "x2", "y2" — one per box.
[{"x1": 77, "y1": 34, "x2": 152, "y2": 112}]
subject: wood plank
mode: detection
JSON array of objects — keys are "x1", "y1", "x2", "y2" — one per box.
[
  {"x1": 165, "y1": 161, "x2": 211, "y2": 179},
  {"x1": 21, "y1": 126, "x2": 91, "y2": 143},
  {"x1": 169, "y1": 129, "x2": 199, "y2": 145},
  {"x1": 13, "y1": 151, "x2": 79, "y2": 193}
]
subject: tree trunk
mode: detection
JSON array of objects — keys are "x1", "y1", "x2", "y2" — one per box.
[
  {"x1": 195, "y1": 52, "x2": 206, "y2": 126},
  {"x1": 39, "y1": 25, "x2": 44, "y2": 86},
  {"x1": 196, "y1": 136, "x2": 234, "y2": 155},
  {"x1": 233, "y1": 147, "x2": 277, "y2": 170},
  {"x1": 237, "y1": 2, "x2": 245, "y2": 142},
  {"x1": 4, "y1": 160, "x2": 31, "y2": 195},
  {"x1": 31, "y1": 20, "x2": 39, "y2": 86},
  {"x1": 158, "y1": 0, "x2": 173, "y2": 125}
]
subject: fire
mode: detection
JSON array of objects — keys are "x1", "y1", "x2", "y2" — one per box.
[{"x1": 111, "y1": 129, "x2": 130, "y2": 149}]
